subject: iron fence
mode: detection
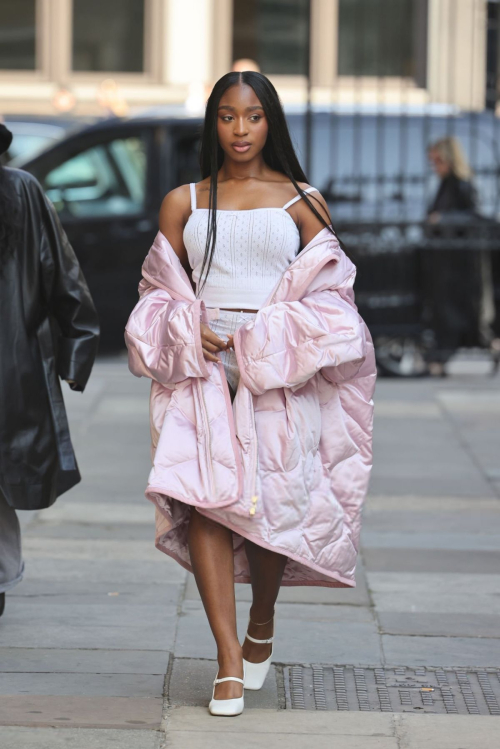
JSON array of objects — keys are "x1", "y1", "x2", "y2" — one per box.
[{"x1": 299, "y1": 0, "x2": 500, "y2": 373}]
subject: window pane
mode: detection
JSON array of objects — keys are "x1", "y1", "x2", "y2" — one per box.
[
  {"x1": 43, "y1": 136, "x2": 147, "y2": 218},
  {"x1": 233, "y1": 0, "x2": 310, "y2": 76},
  {"x1": 338, "y1": 0, "x2": 418, "y2": 78},
  {"x1": 0, "y1": 0, "x2": 36, "y2": 70},
  {"x1": 72, "y1": 0, "x2": 144, "y2": 73}
]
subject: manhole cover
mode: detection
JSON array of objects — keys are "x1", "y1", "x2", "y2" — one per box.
[{"x1": 283, "y1": 665, "x2": 500, "y2": 715}]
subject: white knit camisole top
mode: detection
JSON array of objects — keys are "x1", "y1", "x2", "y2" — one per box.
[{"x1": 182, "y1": 182, "x2": 320, "y2": 309}]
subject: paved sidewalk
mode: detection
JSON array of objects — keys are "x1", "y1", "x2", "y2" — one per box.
[{"x1": 1, "y1": 356, "x2": 499, "y2": 748}]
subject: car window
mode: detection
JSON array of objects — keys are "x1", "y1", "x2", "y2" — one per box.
[
  {"x1": 7, "y1": 134, "x2": 58, "y2": 162},
  {"x1": 43, "y1": 135, "x2": 147, "y2": 218}
]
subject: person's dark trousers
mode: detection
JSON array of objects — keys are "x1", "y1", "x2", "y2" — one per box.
[{"x1": 0, "y1": 488, "x2": 24, "y2": 613}]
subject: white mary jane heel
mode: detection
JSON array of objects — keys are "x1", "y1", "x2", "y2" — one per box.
[
  {"x1": 243, "y1": 613, "x2": 274, "y2": 691},
  {"x1": 208, "y1": 668, "x2": 245, "y2": 716}
]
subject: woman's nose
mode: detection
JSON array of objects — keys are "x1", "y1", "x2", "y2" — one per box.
[{"x1": 234, "y1": 119, "x2": 248, "y2": 136}]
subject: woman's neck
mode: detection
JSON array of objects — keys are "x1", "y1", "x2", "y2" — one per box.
[{"x1": 217, "y1": 155, "x2": 269, "y2": 183}]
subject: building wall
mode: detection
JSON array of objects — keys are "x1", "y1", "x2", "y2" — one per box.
[{"x1": 0, "y1": 0, "x2": 491, "y2": 116}]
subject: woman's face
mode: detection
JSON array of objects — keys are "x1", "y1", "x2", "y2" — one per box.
[
  {"x1": 216, "y1": 83, "x2": 268, "y2": 162},
  {"x1": 428, "y1": 148, "x2": 450, "y2": 178}
]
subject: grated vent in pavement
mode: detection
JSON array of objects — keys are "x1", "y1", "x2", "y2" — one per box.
[{"x1": 283, "y1": 665, "x2": 500, "y2": 715}]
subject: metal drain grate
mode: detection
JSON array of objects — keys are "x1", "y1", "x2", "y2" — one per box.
[{"x1": 283, "y1": 666, "x2": 500, "y2": 715}]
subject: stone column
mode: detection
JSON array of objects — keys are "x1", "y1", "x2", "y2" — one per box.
[{"x1": 427, "y1": 0, "x2": 487, "y2": 110}]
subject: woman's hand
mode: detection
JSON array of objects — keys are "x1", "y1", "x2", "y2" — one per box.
[{"x1": 200, "y1": 323, "x2": 229, "y2": 363}]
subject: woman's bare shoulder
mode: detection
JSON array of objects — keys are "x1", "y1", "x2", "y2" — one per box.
[
  {"x1": 158, "y1": 185, "x2": 192, "y2": 262},
  {"x1": 159, "y1": 184, "x2": 191, "y2": 223}
]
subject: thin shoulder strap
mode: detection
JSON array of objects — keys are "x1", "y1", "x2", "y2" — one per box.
[
  {"x1": 282, "y1": 186, "x2": 319, "y2": 211},
  {"x1": 189, "y1": 182, "x2": 197, "y2": 211}
]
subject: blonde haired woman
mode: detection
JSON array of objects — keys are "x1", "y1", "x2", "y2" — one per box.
[{"x1": 425, "y1": 136, "x2": 493, "y2": 375}]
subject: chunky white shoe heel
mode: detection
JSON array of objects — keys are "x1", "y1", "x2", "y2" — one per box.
[
  {"x1": 208, "y1": 668, "x2": 245, "y2": 716},
  {"x1": 243, "y1": 613, "x2": 274, "y2": 691}
]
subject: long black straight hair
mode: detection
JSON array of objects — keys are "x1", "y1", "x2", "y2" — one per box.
[{"x1": 197, "y1": 71, "x2": 342, "y2": 295}]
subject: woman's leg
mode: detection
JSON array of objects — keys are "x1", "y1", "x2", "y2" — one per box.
[
  {"x1": 187, "y1": 508, "x2": 242, "y2": 699},
  {"x1": 242, "y1": 540, "x2": 287, "y2": 663}
]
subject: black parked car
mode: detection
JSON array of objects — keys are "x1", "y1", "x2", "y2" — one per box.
[
  {"x1": 19, "y1": 115, "x2": 203, "y2": 350},
  {"x1": 4, "y1": 115, "x2": 94, "y2": 164}
]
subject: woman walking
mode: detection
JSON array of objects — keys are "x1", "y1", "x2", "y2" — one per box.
[
  {"x1": 125, "y1": 71, "x2": 376, "y2": 716},
  {"x1": 0, "y1": 123, "x2": 99, "y2": 617},
  {"x1": 425, "y1": 136, "x2": 495, "y2": 375}
]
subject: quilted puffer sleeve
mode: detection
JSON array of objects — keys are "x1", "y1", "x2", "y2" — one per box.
[
  {"x1": 233, "y1": 288, "x2": 366, "y2": 396},
  {"x1": 125, "y1": 290, "x2": 212, "y2": 384}
]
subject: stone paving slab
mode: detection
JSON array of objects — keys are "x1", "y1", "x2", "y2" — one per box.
[
  {"x1": 16, "y1": 558, "x2": 182, "y2": 585},
  {"x1": 369, "y1": 475, "x2": 495, "y2": 499},
  {"x1": 165, "y1": 731, "x2": 398, "y2": 748},
  {"x1": 164, "y1": 707, "x2": 500, "y2": 749},
  {"x1": 166, "y1": 706, "x2": 398, "y2": 748},
  {"x1": 382, "y1": 634, "x2": 500, "y2": 667},
  {"x1": 0, "y1": 648, "x2": 169, "y2": 674},
  {"x1": 37, "y1": 483, "x2": 151, "y2": 505},
  {"x1": 365, "y1": 496, "x2": 500, "y2": 512},
  {"x1": 361, "y1": 531, "x2": 500, "y2": 551},
  {"x1": 378, "y1": 611, "x2": 500, "y2": 638},
  {"x1": 0, "y1": 727, "x2": 162, "y2": 749},
  {"x1": 168, "y1": 658, "x2": 279, "y2": 709},
  {"x1": 362, "y1": 547, "x2": 500, "y2": 574},
  {"x1": 437, "y1": 390, "x2": 500, "y2": 414},
  {"x1": 373, "y1": 400, "x2": 442, "y2": 418},
  {"x1": 366, "y1": 572, "x2": 500, "y2": 615},
  {"x1": 26, "y1": 521, "x2": 156, "y2": 541},
  {"x1": 38, "y1": 501, "x2": 155, "y2": 526},
  {"x1": 7, "y1": 580, "x2": 173, "y2": 599},
  {"x1": 363, "y1": 511, "x2": 500, "y2": 533},
  {"x1": 21, "y1": 538, "x2": 163, "y2": 561},
  {"x1": 175, "y1": 601, "x2": 381, "y2": 664},
  {"x1": 0, "y1": 673, "x2": 164, "y2": 698},
  {"x1": 1, "y1": 597, "x2": 179, "y2": 626},
  {"x1": 394, "y1": 712, "x2": 500, "y2": 748},
  {"x1": 0, "y1": 617, "x2": 176, "y2": 651},
  {"x1": 0, "y1": 695, "x2": 163, "y2": 729}
]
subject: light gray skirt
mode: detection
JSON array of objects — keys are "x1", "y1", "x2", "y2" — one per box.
[{"x1": 207, "y1": 308, "x2": 257, "y2": 396}]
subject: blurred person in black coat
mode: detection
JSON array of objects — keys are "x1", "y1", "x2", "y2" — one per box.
[
  {"x1": 0, "y1": 124, "x2": 99, "y2": 617},
  {"x1": 425, "y1": 136, "x2": 495, "y2": 376}
]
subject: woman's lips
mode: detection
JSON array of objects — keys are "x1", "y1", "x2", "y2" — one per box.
[{"x1": 232, "y1": 143, "x2": 251, "y2": 153}]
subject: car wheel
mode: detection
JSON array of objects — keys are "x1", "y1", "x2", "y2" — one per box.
[{"x1": 375, "y1": 336, "x2": 429, "y2": 378}]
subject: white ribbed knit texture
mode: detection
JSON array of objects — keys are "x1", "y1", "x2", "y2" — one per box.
[{"x1": 182, "y1": 185, "x2": 318, "y2": 310}]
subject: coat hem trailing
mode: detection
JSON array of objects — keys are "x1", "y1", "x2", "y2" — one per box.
[{"x1": 150, "y1": 491, "x2": 355, "y2": 589}]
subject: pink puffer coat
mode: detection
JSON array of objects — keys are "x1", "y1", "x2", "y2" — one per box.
[{"x1": 125, "y1": 226, "x2": 376, "y2": 588}]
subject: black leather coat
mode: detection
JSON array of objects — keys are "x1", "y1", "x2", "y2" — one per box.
[{"x1": 0, "y1": 168, "x2": 100, "y2": 510}]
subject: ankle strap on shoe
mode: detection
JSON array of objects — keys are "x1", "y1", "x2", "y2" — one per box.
[
  {"x1": 249, "y1": 610, "x2": 274, "y2": 626},
  {"x1": 245, "y1": 633, "x2": 274, "y2": 644},
  {"x1": 213, "y1": 676, "x2": 244, "y2": 685}
]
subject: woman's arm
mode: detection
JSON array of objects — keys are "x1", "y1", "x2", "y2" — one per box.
[
  {"x1": 158, "y1": 185, "x2": 192, "y2": 278},
  {"x1": 159, "y1": 185, "x2": 229, "y2": 363}
]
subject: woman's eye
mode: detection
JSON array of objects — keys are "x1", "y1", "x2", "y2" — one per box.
[{"x1": 250, "y1": 115, "x2": 261, "y2": 122}]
